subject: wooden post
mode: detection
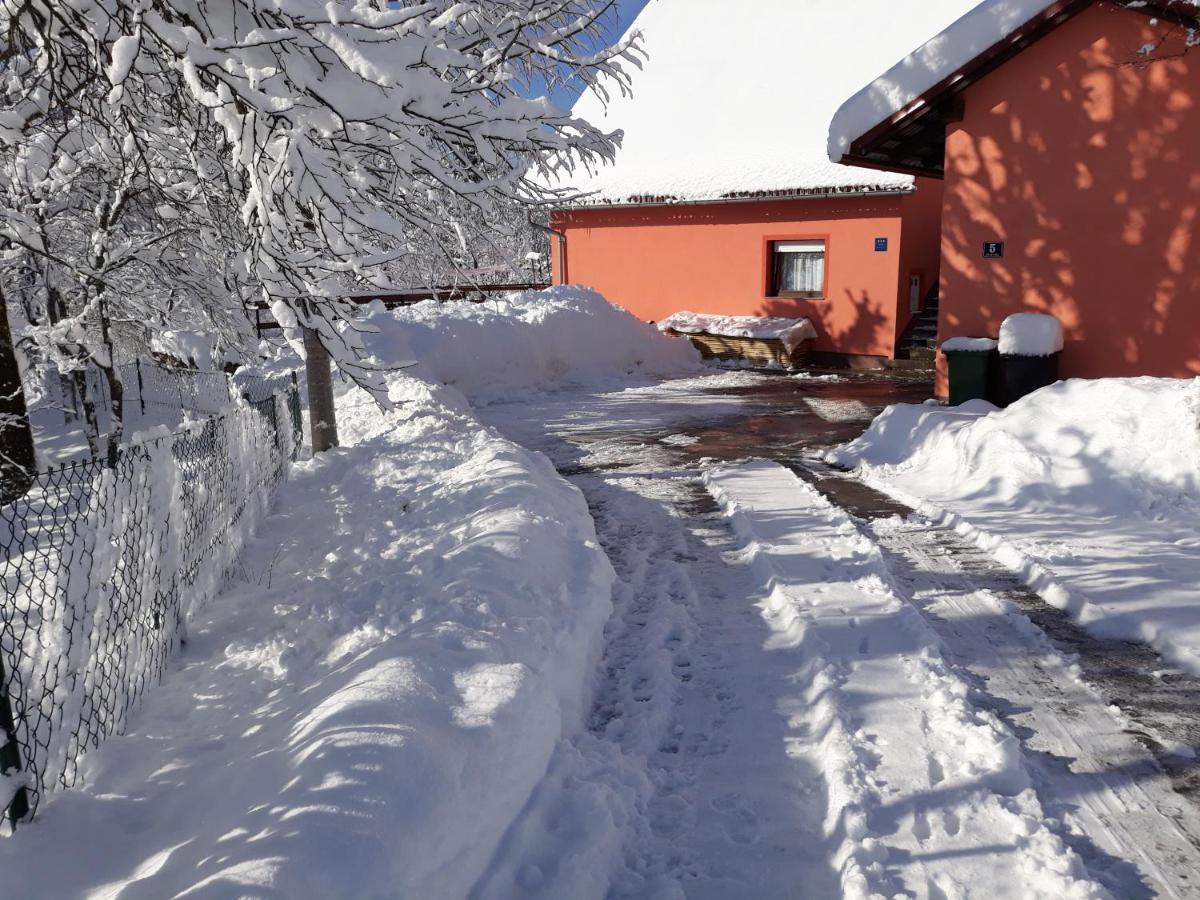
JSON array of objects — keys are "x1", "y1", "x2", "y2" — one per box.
[
  {"x1": 0, "y1": 652, "x2": 29, "y2": 827},
  {"x1": 0, "y1": 288, "x2": 35, "y2": 504},
  {"x1": 302, "y1": 326, "x2": 338, "y2": 453}
]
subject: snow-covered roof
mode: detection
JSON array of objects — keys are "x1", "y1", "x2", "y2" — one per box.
[
  {"x1": 559, "y1": 0, "x2": 980, "y2": 206},
  {"x1": 827, "y1": 0, "x2": 1061, "y2": 165}
]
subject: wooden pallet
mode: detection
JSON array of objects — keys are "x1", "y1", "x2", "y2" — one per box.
[{"x1": 664, "y1": 330, "x2": 812, "y2": 370}]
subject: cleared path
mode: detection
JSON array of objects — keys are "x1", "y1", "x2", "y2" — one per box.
[{"x1": 474, "y1": 371, "x2": 1200, "y2": 898}]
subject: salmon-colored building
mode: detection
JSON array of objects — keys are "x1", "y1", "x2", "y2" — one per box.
[
  {"x1": 549, "y1": 0, "x2": 977, "y2": 367},
  {"x1": 552, "y1": 187, "x2": 946, "y2": 365},
  {"x1": 831, "y1": 0, "x2": 1200, "y2": 394}
]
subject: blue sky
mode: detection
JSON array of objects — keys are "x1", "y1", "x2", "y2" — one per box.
[{"x1": 538, "y1": 0, "x2": 652, "y2": 110}]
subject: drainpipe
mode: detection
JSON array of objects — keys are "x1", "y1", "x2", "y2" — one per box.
[{"x1": 530, "y1": 216, "x2": 568, "y2": 284}]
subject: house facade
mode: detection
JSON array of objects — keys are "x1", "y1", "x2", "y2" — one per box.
[
  {"x1": 551, "y1": 184, "x2": 944, "y2": 365},
  {"x1": 831, "y1": 0, "x2": 1200, "y2": 394},
  {"x1": 548, "y1": 0, "x2": 976, "y2": 367}
]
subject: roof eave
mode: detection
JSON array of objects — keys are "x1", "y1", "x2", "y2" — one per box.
[
  {"x1": 843, "y1": 0, "x2": 1092, "y2": 175},
  {"x1": 836, "y1": 154, "x2": 943, "y2": 180},
  {"x1": 551, "y1": 184, "x2": 917, "y2": 212}
]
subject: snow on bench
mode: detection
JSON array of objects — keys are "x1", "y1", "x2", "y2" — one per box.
[{"x1": 658, "y1": 312, "x2": 818, "y2": 352}]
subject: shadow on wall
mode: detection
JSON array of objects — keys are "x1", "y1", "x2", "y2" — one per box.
[
  {"x1": 755, "y1": 290, "x2": 891, "y2": 362},
  {"x1": 940, "y1": 11, "x2": 1200, "y2": 377}
]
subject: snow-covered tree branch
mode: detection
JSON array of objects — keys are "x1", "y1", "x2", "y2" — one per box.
[{"x1": 0, "y1": 0, "x2": 640, "y2": 464}]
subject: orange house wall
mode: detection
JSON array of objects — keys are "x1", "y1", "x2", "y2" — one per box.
[
  {"x1": 937, "y1": 1, "x2": 1200, "y2": 394},
  {"x1": 551, "y1": 194, "x2": 938, "y2": 359}
]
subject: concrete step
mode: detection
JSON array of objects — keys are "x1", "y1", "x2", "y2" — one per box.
[{"x1": 888, "y1": 356, "x2": 936, "y2": 371}]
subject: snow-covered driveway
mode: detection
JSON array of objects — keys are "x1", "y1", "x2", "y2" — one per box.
[{"x1": 473, "y1": 371, "x2": 1200, "y2": 899}]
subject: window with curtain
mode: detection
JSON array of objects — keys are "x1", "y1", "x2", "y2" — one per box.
[{"x1": 771, "y1": 240, "x2": 826, "y2": 298}]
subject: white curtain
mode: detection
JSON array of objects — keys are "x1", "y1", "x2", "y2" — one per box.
[{"x1": 775, "y1": 243, "x2": 825, "y2": 294}]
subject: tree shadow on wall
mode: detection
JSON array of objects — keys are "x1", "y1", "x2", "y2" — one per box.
[
  {"x1": 940, "y1": 17, "x2": 1200, "y2": 376},
  {"x1": 755, "y1": 289, "x2": 892, "y2": 361}
]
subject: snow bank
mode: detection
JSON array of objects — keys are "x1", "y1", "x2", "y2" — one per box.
[
  {"x1": 563, "y1": 0, "x2": 976, "y2": 204},
  {"x1": 829, "y1": 0, "x2": 1055, "y2": 162},
  {"x1": 355, "y1": 286, "x2": 701, "y2": 403},
  {"x1": 658, "y1": 311, "x2": 818, "y2": 353},
  {"x1": 942, "y1": 336, "x2": 998, "y2": 352},
  {"x1": 0, "y1": 375, "x2": 616, "y2": 897},
  {"x1": 704, "y1": 460, "x2": 1106, "y2": 898},
  {"x1": 999, "y1": 313, "x2": 1063, "y2": 356},
  {"x1": 830, "y1": 377, "x2": 1200, "y2": 672}
]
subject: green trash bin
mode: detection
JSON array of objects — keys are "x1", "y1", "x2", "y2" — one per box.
[{"x1": 942, "y1": 338, "x2": 999, "y2": 406}]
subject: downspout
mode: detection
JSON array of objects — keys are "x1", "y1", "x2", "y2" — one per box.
[{"x1": 530, "y1": 217, "x2": 568, "y2": 284}]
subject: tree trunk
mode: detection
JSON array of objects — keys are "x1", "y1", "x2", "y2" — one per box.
[
  {"x1": 59, "y1": 369, "x2": 80, "y2": 422},
  {"x1": 100, "y1": 365, "x2": 124, "y2": 467},
  {"x1": 302, "y1": 326, "x2": 338, "y2": 453},
  {"x1": 74, "y1": 369, "x2": 100, "y2": 459},
  {"x1": 94, "y1": 295, "x2": 125, "y2": 466},
  {"x1": 0, "y1": 292, "x2": 36, "y2": 504},
  {"x1": 46, "y1": 287, "x2": 79, "y2": 422}
]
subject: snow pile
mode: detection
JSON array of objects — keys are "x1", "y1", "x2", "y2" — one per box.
[
  {"x1": 563, "y1": 0, "x2": 977, "y2": 204},
  {"x1": 829, "y1": 0, "x2": 1055, "y2": 161},
  {"x1": 942, "y1": 336, "x2": 998, "y2": 352},
  {"x1": 999, "y1": 313, "x2": 1063, "y2": 356},
  {"x1": 151, "y1": 329, "x2": 217, "y2": 368},
  {"x1": 704, "y1": 460, "x2": 1107, "y2": 898},
  {"x1": 354, "y1": 285, "x2": 701, "y2": 402},
  {"x1": 658, "y1": 311, "x2": 818, "y2": 353},
  {"x1": 0, "y1": 376, "x2": 616, "y2": 897},
  {"x1": 830, "y1": 376, "x2": 1200, "y2": 671}
]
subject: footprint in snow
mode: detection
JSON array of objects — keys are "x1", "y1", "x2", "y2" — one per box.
[{"x1": 710, "y1": 793, "x2": 760, "y2": 846}]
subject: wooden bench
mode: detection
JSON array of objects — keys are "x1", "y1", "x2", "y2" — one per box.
[{"x1": 663, "y1": 329, "x2": 813, "y2": 370}]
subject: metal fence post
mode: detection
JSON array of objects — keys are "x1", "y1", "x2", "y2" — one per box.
[
  {"x1": 135, "y1": 358, "x2": 146, "y2": 416},
  {"x1": 289, "y1": 370, "x2": 302, "y2": 443},
  {"x1": 0, "y1": 654, "x2": 29, "y2": 828}
]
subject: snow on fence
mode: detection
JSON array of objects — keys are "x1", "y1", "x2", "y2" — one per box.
[{"x1": 0, "y1": 365, "x2": 303, "y2": 829}]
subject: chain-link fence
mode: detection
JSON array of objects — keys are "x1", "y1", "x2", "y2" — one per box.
[{"x1": 0, "y1": 364, "x2": 303, "y2": 829}]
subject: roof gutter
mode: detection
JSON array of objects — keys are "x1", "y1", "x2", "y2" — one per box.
[{"x1": 551, "y1": 185, "x2": 916, "y2": 213}]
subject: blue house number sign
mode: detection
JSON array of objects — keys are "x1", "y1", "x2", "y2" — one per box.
[
  {"x1": 983, "y1": 240, "x2": 1005, "y2": 259},
  {"x1": 874, "y1": 237, "x2": 888, "y2": 252}
]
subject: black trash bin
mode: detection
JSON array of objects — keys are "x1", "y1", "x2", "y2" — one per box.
[
  {"x1": 942, "y1": 339, "x2": 998, "y2": 406},
  {"x1": 998, "y1": 351, "x2": 1059, "y2": 406}
]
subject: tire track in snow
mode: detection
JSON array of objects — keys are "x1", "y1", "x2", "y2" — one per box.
[
  {"x1": 861, "y1": 513, "x2": 1200, "y2": 899},
  {"x1": 707, "y1": 460, "x2": 1109, "y2": 899},
  {"x1": 789, "y1": 460, "x2": 1200, "y2": 897}
]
